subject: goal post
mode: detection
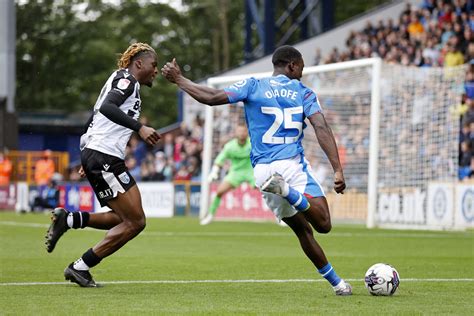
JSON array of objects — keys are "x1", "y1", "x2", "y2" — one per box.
[{"x1": 198, "y1": 58, "x2": 468, "y2": 230}]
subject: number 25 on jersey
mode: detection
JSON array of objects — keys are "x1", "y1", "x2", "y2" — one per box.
[{"x1": 261, "y1": 106, "x2": 303, "y2": 144}]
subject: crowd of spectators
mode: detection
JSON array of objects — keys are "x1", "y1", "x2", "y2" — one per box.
[
  {"x1": 312, "y1": 0, "x2": 474, "y2": 181},
  {"x1": 123, "y1": 116, "x2": 204, "y2": 183},
  {"x1": 63, "y1": 1, "x2": 473, "y2": 185}
]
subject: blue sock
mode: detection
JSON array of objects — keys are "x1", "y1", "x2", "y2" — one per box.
[
  {"x1": 285, "y1": 187, "x2": 310, "y2": 211},
  {"x1": 318, "y1": 263, "x2": 342, "y2": 287}
]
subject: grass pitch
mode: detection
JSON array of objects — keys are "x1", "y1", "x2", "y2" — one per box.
[{"x1": 0, "y1": 211, "x2": 473, "y2": 315}]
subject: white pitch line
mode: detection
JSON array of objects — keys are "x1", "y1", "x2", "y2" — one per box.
[
  {"x1": 0, "y1": 221, "x2": 472, "y2": 239},
  {"x1": 1, "y1": 278, "x2": 473, "y2": 286}
]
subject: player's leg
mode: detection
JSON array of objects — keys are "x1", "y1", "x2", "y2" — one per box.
[
  {"x1": 45, "y1": 208, "x2": 123, "y2": 253},
  {"x1": 282, "y1": 211, "x2": 351, "y2": 295},
  {"x1": 211, "y1": 181, "x2": 234, "y2": 214},
  {"x1": 200, "y1": 173, "x2": 240, "y2": 225},
  {"x1": 304, "y1": 196, "x2": 331, "y2": 233},
  {"x1": 256, "y1": 156, "x2": 351, "y2": 295},
  {"x1": 87, "y1": 211, "x2": 123, "y2": 229},
  {"x1": 58, "y1": 148, "x2": 144, "y2": 287},
  {"x1": 45, "y1": 149, "x2": 127, "y2": 253},
  {"x1": 261, "y1": 156, "x2": 331, "y2": 233},
  {"x1": 64, "y1": 185, "x2": 145, "y2": 287},
  {"x1": 90, "y1": 185, "x2": 145, "y2": 257},
  {"x1": 282, "y1": 212, "x2": 328, "y2": 267}
]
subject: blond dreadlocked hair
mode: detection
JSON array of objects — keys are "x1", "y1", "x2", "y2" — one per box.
[{"x1": 117, "y1": 42, "x2": 156, "y2": 69}]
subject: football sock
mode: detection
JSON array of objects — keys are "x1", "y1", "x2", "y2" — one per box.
[
  {"x1": 67, "y1": 212, "x2": 90, "y2": 229},
  {"x1": 209, "y1": 196, "x2": 221, "y2": 216},
  {"x1": 73, "y1": 248, "x2": 102, "y2": 271},
  {"x1": 73, "y1": 258, "x2": 90, "y2": 271},
  {"x1": 318, "y1": 262, "x2": 342, "y2": 287},
  {"x1": 283, "y1": 187, "x2": 310, "y2": 211}
]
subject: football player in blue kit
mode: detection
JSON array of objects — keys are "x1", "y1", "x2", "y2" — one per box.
[{"x1": 162, "y1": 45, "x2": 351, "y2": 295}]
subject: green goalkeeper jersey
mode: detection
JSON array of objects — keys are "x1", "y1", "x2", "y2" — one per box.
[{"x1": 215, "y1": 138, "x2": 253, "y2": 174}]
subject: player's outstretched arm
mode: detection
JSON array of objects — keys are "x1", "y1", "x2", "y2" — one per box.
[
  {"x1": 161, "y1": 58, "x2": 229, "y2": 106},
  {"x1": 309, "y1": 112, "x2": 346, "y2": 194}
]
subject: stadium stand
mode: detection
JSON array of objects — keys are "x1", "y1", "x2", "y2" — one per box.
[
  {"x1": 314, "y1": 0, "x2": 473, "y2": 180},
  {"x1": 121, "y1": 0, "x2": 473, "y2": 183}
]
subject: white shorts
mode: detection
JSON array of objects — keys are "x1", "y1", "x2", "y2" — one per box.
[{"x1": 254, "y1": 154, "x2": 325, "y2": 220}]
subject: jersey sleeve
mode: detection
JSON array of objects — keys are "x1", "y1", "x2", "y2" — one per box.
[
  {"x1": 223, "y1": 78, "x2": 256, "y2": 103},
  {"x1": 106, "y1": 70, "x2": 137, "y2": 106},
  {"x1": 302, "y1": 88, "x2": 322, "y2": 117},
  {"x1": 214, "y1": 143, "x2": 230, "y2": 165}
]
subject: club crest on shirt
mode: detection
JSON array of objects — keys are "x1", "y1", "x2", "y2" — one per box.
[
  {"x1": 118, "y1": 172, "x2": 130, "y2": 184},
  {"x1": 229, "y1": 79, "x2": 247, "y2": 90},
  {"x1": 117, "y1": 78, "x2": 130, "y2": 90}
]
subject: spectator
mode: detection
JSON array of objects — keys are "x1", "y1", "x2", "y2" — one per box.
[
  {"x1": 0, "y1": 150, "x2": 12, "y2": 186},
  {"x1": 67, "y1": 163, "x2": 83, "y2": 181},
  {"x1": 31, "y1": 179, "x2": 59, "y2": 212},
  {"x1": 462, "y1": 97, "x2": 474, "y2": 126},
  {"x1": 187, "y1": 156, "x2": 201, "y2": 182},
  {"x1": 313, "y1": 48, "x2": 322, "y2": 65},
  {"x1": 128, "y1": 134, "x2": 147, "y2": 165},
  {"x1": 459, "y1": 140, "x2": 473, "y2": 179},
  {"x1": 444, "y1": 42, "x2": 465, "y2": 66},
  {"x1": 465, "y1": 70, "x2": 474, "y2": 98},
  {"x1": 162, "y1": 133, "x2": 174, "y2": 158},
  {"x1": 140, "y1": 152, "x2": 164, "y2": 181},
  {"x1": 469, "y1": 11, "x2": 474, "y2": 30},
  {"x1": 174, "y1": 164, "x2": 191, "y2": 181},
  {"x1": 408, "y1": 12, "x2": 425, "y2": 38},
  {"x1": 34, "y1": 150, "x2": 55, "y2": 185},
  {"x1": 125, "y1": 155, "x2": 141, "y2": 181},
  {"x1": 438, "y1": 2, "x2": 454, "y2": 26},
  {"x1": 155, "y1": 151, "x2": 172, "y2": 181},
  {"x1": 423, "y1": 38, "x2": 441, "y2": 65},
  {"x1": 441, "y1": 23, "x2": 455, "y2": 45}
]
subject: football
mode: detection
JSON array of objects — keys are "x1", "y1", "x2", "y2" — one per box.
[{"x1": 364, "y1": 263, "x2": 400, "y2": 296}]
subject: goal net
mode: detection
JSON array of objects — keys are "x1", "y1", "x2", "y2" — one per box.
[{"x1": 199, "y1": 58, "x2": 468, "y2": 229}]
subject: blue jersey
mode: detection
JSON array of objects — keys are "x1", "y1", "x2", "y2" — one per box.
[{"x1": 224, "y1": 74, "x2": 322, "y2": 166}]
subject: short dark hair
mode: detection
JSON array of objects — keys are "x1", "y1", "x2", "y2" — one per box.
[{"x1": 272, "y1": 45, "x2": 302, "y2": 67}]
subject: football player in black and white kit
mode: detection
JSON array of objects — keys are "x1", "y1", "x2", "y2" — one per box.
[{"x1": 45, "y1": 43, "x2": 161, "y2": 287}]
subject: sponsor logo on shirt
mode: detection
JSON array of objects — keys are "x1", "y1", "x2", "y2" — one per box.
[
  {"x1": 117, "y1": 78, "x2": 131, "y2": 90},
  {"x1": 269, "y1": 79, "x2": 292, "y2": 86},
  {"x1": 98, "y1": 188, "x2": 113, "y2": 199}
]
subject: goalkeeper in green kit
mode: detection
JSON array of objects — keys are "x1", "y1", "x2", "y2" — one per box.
[{"x1": 200, "y1": 125, "x2": 255, "y2": 225}]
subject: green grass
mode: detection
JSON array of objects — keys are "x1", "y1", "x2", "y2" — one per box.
[{"x1": 0, "y1": 211, "x2": 473, "y2": 315}]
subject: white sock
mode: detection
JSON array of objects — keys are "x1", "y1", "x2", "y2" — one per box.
[
  {"x1": 332, "y1": 279, "x2": 346, "y2": 291},
  {"x1": 66, "y1": 213, "x2": 74, "y2": 228},
  {"x1": 73, "y1": 258, "x2": 90, "y2": 271}
]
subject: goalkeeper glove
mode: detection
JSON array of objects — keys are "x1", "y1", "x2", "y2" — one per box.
[{"x1": 208, "y1": 165, "x2": 220, "y2": 182}]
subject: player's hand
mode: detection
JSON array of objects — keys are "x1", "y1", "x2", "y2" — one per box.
[
  {"x1": 161, "y1": 58, "x2": 182, "y2": 83},
  {"x1": 78, "y1": 166, "x2": 86, "y2": 178},
  {"x1": 207, "y1": 165, "x2": 220, "y2": 182},
  {"x1": 138, "y1": 126, "x2": 161, "y2": 146},
  {"x1": 334, "y1": 170, "x2": 346, "y2": 194}
]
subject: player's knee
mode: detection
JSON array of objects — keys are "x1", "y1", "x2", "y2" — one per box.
[
  {"x1": 316, "y1": 219, "x2": 332, "y2": 234},
  {"x1": 125, "y1": 217, "x2": 146, "y2": 235},
  {"x1": 134, "y1": 217, "x2": 146, "y2": 233}
]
